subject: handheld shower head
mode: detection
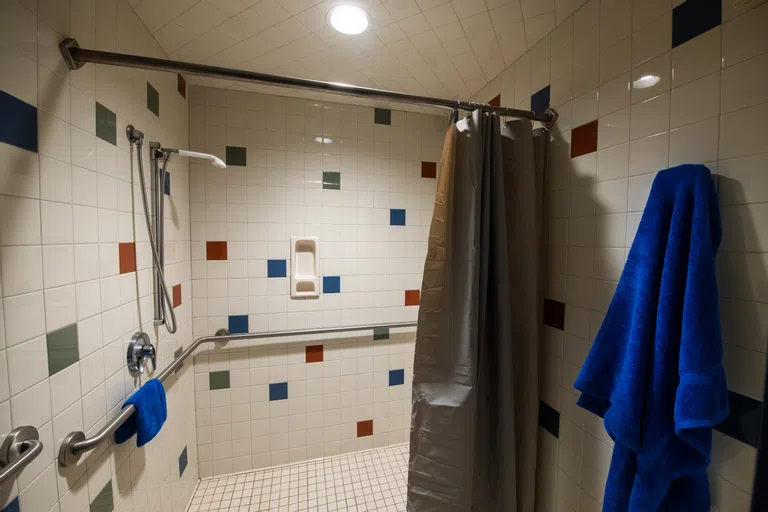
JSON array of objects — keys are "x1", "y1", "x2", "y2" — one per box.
[{"x1": 174, "y1": 149, "x2": 227, "y2": 168}]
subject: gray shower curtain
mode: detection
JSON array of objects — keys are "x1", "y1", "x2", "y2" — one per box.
[{"x1": 408, "y1": 110, "x2": 546, "y2": 512}]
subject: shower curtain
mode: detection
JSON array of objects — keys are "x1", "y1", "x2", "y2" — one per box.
[{"x1": 408, "y1": 110, "x2": 546, "y2": 512}]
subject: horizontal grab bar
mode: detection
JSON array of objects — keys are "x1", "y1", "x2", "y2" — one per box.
[
  {"x1": 0, "y1": 426, "x2": 44, "y2": 485},
  {"x1": 58, "y1": 321, "x2": 417, "y2": 466}
]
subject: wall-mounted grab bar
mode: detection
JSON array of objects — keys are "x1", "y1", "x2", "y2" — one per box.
[
  {"x1": 0, "y1": 426, "x2": 44, "y2": 485},
  {"x1": 58, "y1": 321, "x2": 417, "y2": 466}
]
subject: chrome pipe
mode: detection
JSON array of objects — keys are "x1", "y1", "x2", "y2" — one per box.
[
  {"x1": 149, "y1": 143, "x2": 164, "y2": 326},
  {"x1": 58, "y1": 321, "x2": 417, "y2": 466},
  {"x1": 58, "y1": 38, "x2": 556, "y2": 126},
  {"x1": 0, "y1": 426, "x2": 44, "y2": 485}
]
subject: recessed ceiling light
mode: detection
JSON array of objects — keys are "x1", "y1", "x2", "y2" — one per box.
[
  {"x1": 329, "y1": 5, "x2": 369, "y2": 35},
  {"x1": 632, "y1": 74, "x2": 661, "y2": 89},
  {"x1": 314, "y1": 136, "x2": 333, "y2": 144}
]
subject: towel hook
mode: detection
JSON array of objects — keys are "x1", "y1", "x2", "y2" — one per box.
[{"x1": 127, "y1": 331, "x2": 156, "y2": 374}]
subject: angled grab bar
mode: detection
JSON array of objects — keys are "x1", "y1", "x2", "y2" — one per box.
[
  {"x1": 58, "y1": 321, "x2": 417, "y2": 466},
  {"x1": 0, "y1": 426, "x2": 44, "y2": 485}
]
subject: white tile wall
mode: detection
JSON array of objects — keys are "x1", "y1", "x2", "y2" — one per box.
[
  {"x1": 475, "y1": 0, "x2": 768, "y2": 511},
  {"x1": 0, "y1": 0, "x2": 198, "y2": 510}
]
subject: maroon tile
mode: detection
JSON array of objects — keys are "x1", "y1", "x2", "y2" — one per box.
[
  {"x1": 357, "y1": 420, "x2": 373, "y2": 437},
  {"x1": 118, "y1": 242, "x2": 136, "y2": 274},
  {"x1": 173, "y1": 284, "x2": 182, "y2": 308},
  {"x1": 571, "y1": 120, "x2": 599, "y2": 158},
  {"x1": 421, "y1": 161, "x2": 437, "y2": 179},
  {"x1": 489, "y1": 94, "x2": 501, "y2": 107},
  {"x1": 306, "y1": 345, "x2": 323, "y2": 363},
  {"x1": 405, "y1": 289, "x2": 421, "y2": 306},
  {"x1": 542, "y1": 298, "x2": 565, "y2": 330},
  {"x1": 178, "y1": 74, "x2": 186, "y2": 98},
  {"x1": 206, "y1": 241, "x2": 227, "y2": 260}
]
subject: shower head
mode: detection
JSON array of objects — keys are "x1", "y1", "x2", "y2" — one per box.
[{"x1": 164, "y1": 148, "x2": 226, "y2": 168}]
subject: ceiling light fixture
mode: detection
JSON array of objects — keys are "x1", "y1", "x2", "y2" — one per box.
[
  {"x1": 329, "y1": 5, "x2": 369, "y2": 35},
  {"x1": 632, "y1": 74, "x2": 661, "y2": 89}
]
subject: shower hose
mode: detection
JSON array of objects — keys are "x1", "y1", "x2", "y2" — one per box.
[{"x1": 129, "y1": 139, "x2": 178, "y2": 334}]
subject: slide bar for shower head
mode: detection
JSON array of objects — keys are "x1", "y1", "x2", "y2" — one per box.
[{"x1": 58, "y1": 321, "x2": 418, "y2": 466}]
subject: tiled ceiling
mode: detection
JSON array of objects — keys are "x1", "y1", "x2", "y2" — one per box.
[{"x1": 130, "y1": 0, "x2": 587, "y2": 102}]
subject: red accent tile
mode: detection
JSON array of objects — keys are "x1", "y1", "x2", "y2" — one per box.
[
  {"x1": 118, "y1": 242, "x2": 136, "y2": 274},
  {"x1": 357, "y1": 420, "x2": 373, "y2": 437},
  {"x1": 178, "y1": 74, "x2": 186, "y2": 98},
  {"x1": 173, "y1": 284, "x2": 182, "y2": 308},
  {"x1": 405, "y1": 289, "x2": 420, "y2": 306},
  {"x1": 542, "y1": 298, "x2": 565, "y2": 330},
  {"x1": 571, "y1": 120, "x2": 599, "y2": 158},
  {"x1": 421, "y1": 161, "x2": 437, "y2": 179},
  {"x1": 306, "y1": 345, "x2": 323, "y2": 363},
  {"x1": 206, "y1": 241, "x2": 227, "y2": 260},
  {"x1": 489, "y1": 94, "x2": 501, "y2": 107}
]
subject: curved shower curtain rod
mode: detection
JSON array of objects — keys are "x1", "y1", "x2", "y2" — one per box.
[{"x1": 59, "y1": 38, "x2": 558, "y2": 129}]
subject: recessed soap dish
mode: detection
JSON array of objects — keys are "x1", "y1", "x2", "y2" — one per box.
[{"x1": 291, "y1": 237, "x2": 320, "y2": 298}]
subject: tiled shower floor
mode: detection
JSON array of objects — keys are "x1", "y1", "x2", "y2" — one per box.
[{"x1": 187, "y1": 444, "x2": 409, "y2": 511}]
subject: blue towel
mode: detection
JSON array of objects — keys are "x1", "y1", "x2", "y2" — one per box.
[
  {"x1": 574, "y1": 164, "x2": 729, "y2": 511},
  {"x1": 115, "y1": 378, "x2": 167, "y2": 447}
]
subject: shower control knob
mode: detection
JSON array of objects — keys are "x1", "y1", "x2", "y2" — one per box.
[{"x1": 127, "y1": 331, "x2": 156, "y2": 374}]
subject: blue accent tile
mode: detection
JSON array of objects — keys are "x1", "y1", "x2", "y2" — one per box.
[
  {"x1": 269, "y1": 382, "x2": 288, "y2": 401},
  {"x1": 389, "y1": 369, "x2": 405, "y2": 386},
  {"x1": 1, "y1": 497, "x2": 19, "y2": 512},
  {"x1": 323, "y1": 276, "x2": 341, "y2": 294},
  {"x1": 531, "y1": 85, "x2": 551, "y2": 116},
  {"x1": 164, "y1": 172, "x2": 171, "y2": 195},
  {"x1": 179, "y1": 446, "x2": 188, "y2": 477},
  {"x1": 672, "y1": 0, "x2": 721, "y2": 48},
  {"x1": 390, "y1": 209, "x2": 406, "y2": 226},
  {"x1": 0, "y1": 90, "x2": 38, "y2": 153},
  {"x1": 714, "y1": 390, "x2": 762, "y2": 449},
  {"x1": 267, "y1": 259, "x2": 287, "y2": 278},
  {"x1": 228, "y1": 315, "x2": 248, "y2": 334}
]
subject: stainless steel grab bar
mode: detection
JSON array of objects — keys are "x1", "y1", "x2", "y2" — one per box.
[
  {"x1": 58, "y1": 321, "x2": 417, "y2": 466},
  {"x1": 0, "y1": 426, "x2": 44, "y2": 485}
]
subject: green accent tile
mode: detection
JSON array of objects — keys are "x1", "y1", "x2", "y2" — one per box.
[
  {"x1": 46, "y1": 324, "x2": 79, "y2": 376},
  {"x1": 95, "y1": 102, "x2": 117, "y2": 145},
  {"x1": 90, "y1": 480, "x2": 114, "y2": 512},
  {"x1": 209, "y1": 370, "x2": 230, "y2": 390},
  {"x1": 226, "y1": 146, "x2": 246, "y2": 166},
  {"x1": 374, "y1": 108, "x2": 391, "y2": 125},
  {"x1": 147, "y1": 82, "x2": 159, "y2": 117},
  {"x1": 322, "y1": 171, "x2": 340, "y2": 190},
  {"x1": 373, "y1": 327, "x2": 390, "y2": 340}
]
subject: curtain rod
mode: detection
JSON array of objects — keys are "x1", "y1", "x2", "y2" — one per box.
[{"x1": 59, "y1": 38, "x2": 557, "y2": 127}]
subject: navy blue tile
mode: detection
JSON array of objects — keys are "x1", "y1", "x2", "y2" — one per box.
[
  {"x1": 269, "y1": 382, "x2": 288, "y2": 401},
  {"x1": 390, "y1": 209, "x2": 406, "y2": 226},
  {"x1": 1, "y1": 497, "x2": 19, "y2": 512},
  {"x1": 178, "y1": 446, "x2": 188, "y2": 477},
  {"x1": 323, "y1": 276, "x2": 340, "y2": 294},
  {"x1": 672, "y1": 0, "x2": 721, "y2": 48},
  {"x1": 267, "y1": 259, "x2": 287, "y2": 278},
  {"x1": 0, "y1": 90, "x2": 37, "y2": 153},
  {"x1": 539, "y1": 400, "x2": 560, "y2": 438},
  {"x1": 389, "y1": 369, "x2": 405, "y2": 386},
  {"x1": 228, "y1": 315, "x2": 248, "y2": 334},
  {"x1": 531, "y1": 85, "x2": 551, "y2": 116},
  {"x1": 164, "y1": 172, "x2": 171, "y2": 196},
  {"x1": 715, "y1": 390, "x2": 762, "y2": 448},
  {"x1": 752, "y1": 359, "x2": 768, "y2": 509}
]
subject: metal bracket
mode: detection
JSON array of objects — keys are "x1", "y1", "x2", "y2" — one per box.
[
  {"x1": 57, "y1": 431, "x2": 85, "y2": 467},
  {"x1": 127, "y1": 331, "x2": 156, "y2": 374},
  {"x1": 59, "y1": 38, "x2": 84, "y2": 71},
  {"x1": 0, "y1": 426, "x2": 43, "y2": 484},
  {"x1": 542, "y1": 107, "x2": 559, "y2": 131}
]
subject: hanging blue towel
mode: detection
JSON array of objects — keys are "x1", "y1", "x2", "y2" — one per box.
[
  {"x1": 115, "y1": 378, "x2": 167, "y2": 447},
  {"x1": 574, "y1": 164, "x2": 729, "y2": 511}
]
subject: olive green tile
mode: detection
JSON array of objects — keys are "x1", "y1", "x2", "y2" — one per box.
[
  {"x1": 95, "y1": 102, "x2": 116, "y2": 146},
  {"x1": 147, "y1": 82, "x2": 159, "y2": 117},
  {"x1": 90, "y1": 480, "x2": 114, "y2": 512},
  {"x1": 226, "y1": 146, "x2": 246, "y2": 166},
  {"x1": 209, "y1": 370, "x2": 230, "y2": 390},
  {"x1": 322, "y1": 171, "x2": 340, "y2": 190},
  {"x1": 46, "y1": 323, "x2": 79, "y2": 376},
  {"x1": 373, "y1": 327, "x2": 390, "y2": 340},
  {"x1": 374, "y1": 108, "x2": 391, "y2": 125}
]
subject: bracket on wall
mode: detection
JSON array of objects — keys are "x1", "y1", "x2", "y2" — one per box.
[{"x1": 59, "y1": 38, "x2": 85, "y2": 70}]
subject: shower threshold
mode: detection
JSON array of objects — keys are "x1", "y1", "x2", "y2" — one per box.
[{"x1": 187, "y1": 443, "x2": 409, "y2": 511}]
